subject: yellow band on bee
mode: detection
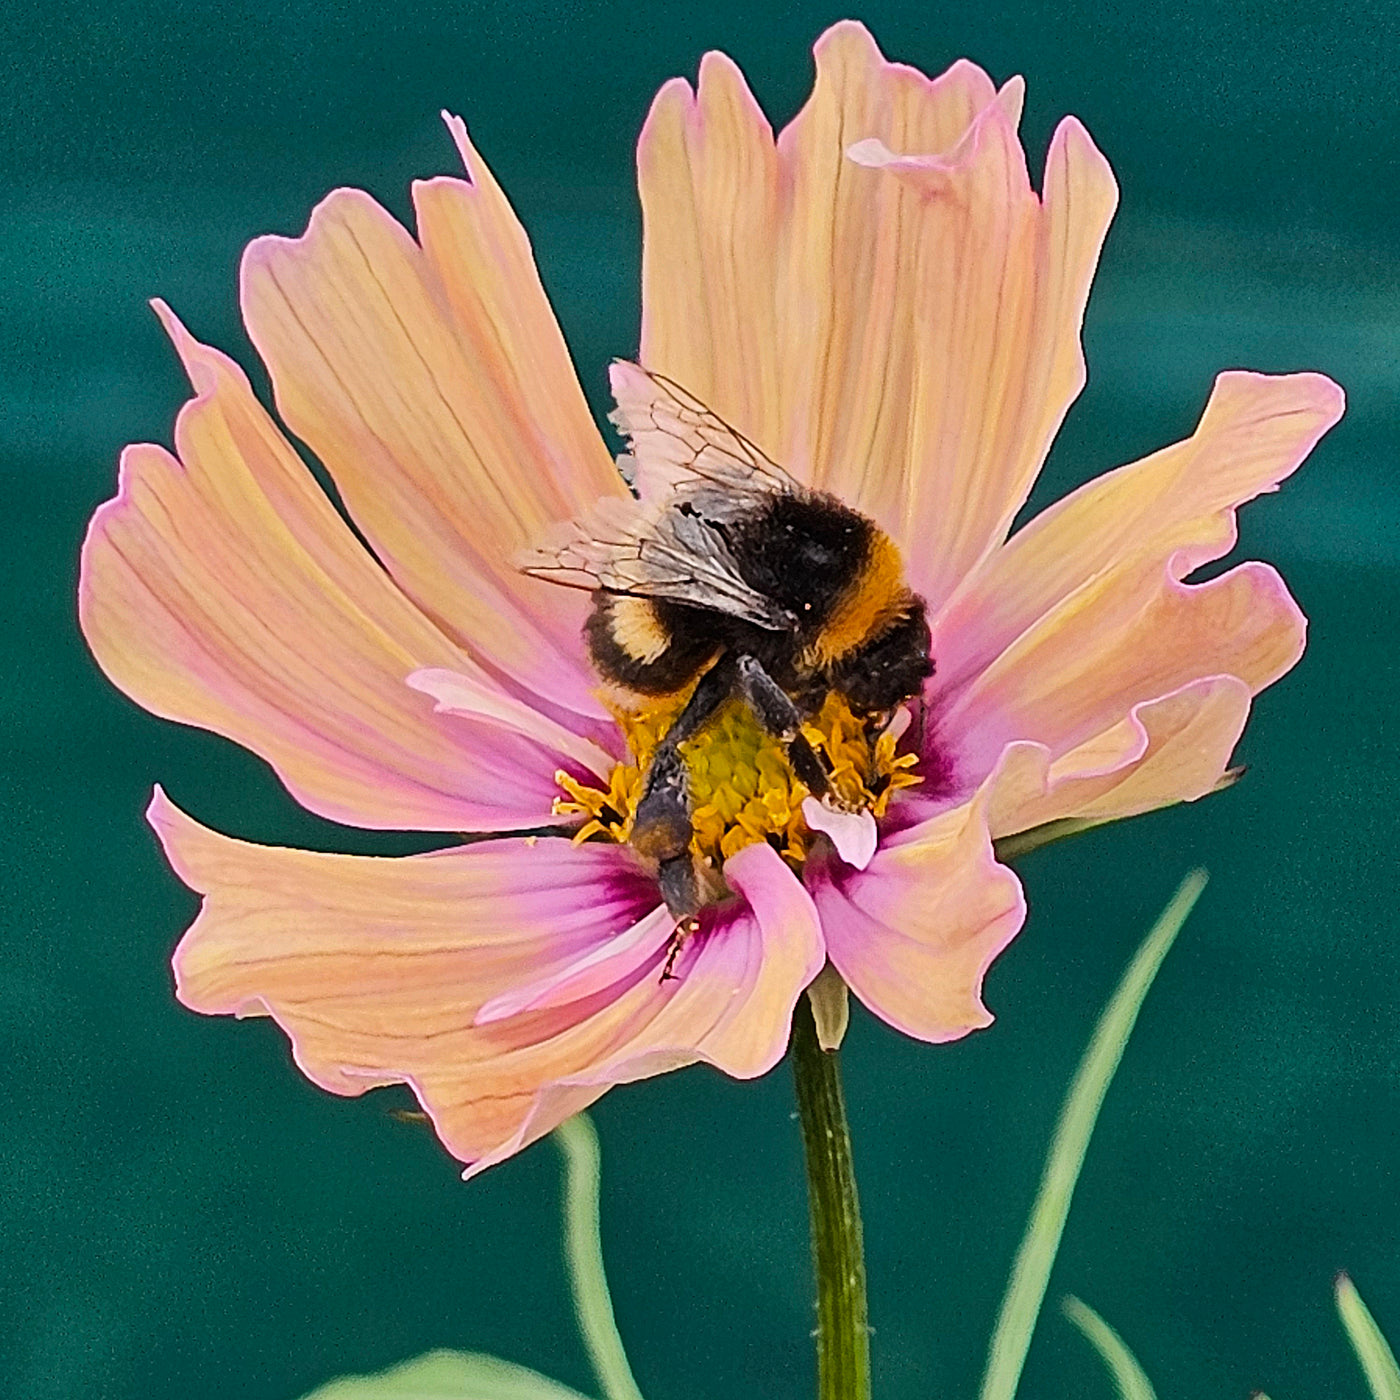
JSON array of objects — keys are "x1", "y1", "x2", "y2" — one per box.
[
  {"x1": 608, "y1": 595, "x2": 671, "y2": 664},
  {"x1": 808, "y1": 531, "x2": 908, "y2": 667}
]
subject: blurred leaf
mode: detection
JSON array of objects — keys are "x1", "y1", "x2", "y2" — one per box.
[
  {"x1": 1337, "y1": 1273, "x2": 1400, "y2": 1400},
  {"x1": 978, "y1": 870, "x2": 1209, "y2": 1400},
  {"x1": 553, "y1": 1114, "x2": 646, "y2": 1400},
  {"x1": 1062, "y1": 1295, "x2": 1158, "y2": 1400},
  {"x1": 296, "y1": 1349, "x2": 593, "y2": 1399}
]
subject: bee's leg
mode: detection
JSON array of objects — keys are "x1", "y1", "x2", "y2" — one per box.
[
  {"x1": 656, "y1": 653, "x2": 738, "y2": 747},
  {"x1": 633, "y1": 748, "x2": 699, "y2": 912},
  {"x1": 633, "y1": 752, "x2": 701, "y2": 979},
  {"x1": 735, "y1": 655, "x2": 831, "y2": 798},
  {"x1": 632, "y1": 657, "x2": 736, "y2": 923},
  {"x1": 659, "y1": 899, "x2": 696, "y2": 982}
]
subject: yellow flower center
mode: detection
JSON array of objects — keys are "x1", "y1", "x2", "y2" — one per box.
[{"x1": 554, "y1": 689, "x2": 922, "y2": 873}]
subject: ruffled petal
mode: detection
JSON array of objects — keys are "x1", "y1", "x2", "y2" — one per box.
[
  {"x1": 833, "y1": 98, "x2": 1117, "y2": 607},
  {"x1": 79, "y1": 308, "x2": 592, "y2": 832},
  {"x1": 941, "y1": 555, "x2": 1305, "y2": 784},
  {"x1": 636, "y1": 22, "x2": 1117, "y2": 611},
  {"x1": 240, "y1": 122, "x2": 624, "y2": 722},
  {"x1": 809, "y1": 796, "x2": 1024, "y2": 1043},
  {"x1": 983, "y1": 675, "x2": 1252, "y2": 837},
  {"x1": 637, "y1": 51, "x2": 785, "y2": 457},
  {"x1": 468, "y1": 845, "x2": 825, "y2": 1176},
  {"x1": 158, "y1": 795, "x2": 821, "y2": 1175},
  {"x1": 934, "y1": 370, "x2": 1345, "y2": 694}
]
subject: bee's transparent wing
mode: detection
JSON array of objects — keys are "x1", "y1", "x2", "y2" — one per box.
[
  {"x1": 520, "y1": 492, "x2": 796, "y2": 631},
  {"x1": 607, "y1": 360, "x2": 800, "y2": 502},
  {"x1": 519, "y1": 363, "x2": 802, "y2": 630}
]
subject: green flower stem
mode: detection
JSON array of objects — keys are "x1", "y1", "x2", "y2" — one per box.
[
  {"x1": 791, "y1": 994, "x2": 871, "y2": 1400},
  {"x1": 979, "y1": 870, "x2": 1208, "y2": 1400},
  {"x1": 553, "y1": 1114, "x2": 645, "y2": 1400}
]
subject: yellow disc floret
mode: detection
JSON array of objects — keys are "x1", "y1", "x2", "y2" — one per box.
[{"x1": 553, "y1": 688, "x2": 922, "y2": 872}]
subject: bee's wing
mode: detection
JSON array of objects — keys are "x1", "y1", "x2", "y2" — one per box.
[
  {"x1": 520, "y1": 363, "x2": 801, "y2": 631},
  {"x1": 607, "y1": 360, "x2": 800, "y2": 502},
  {"x1": 520, "y1": 492, "x2": 797, "y2": 632}
]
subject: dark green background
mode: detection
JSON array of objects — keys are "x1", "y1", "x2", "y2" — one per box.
[{"x1": 3, "y1": 1, "x2": 1396, "y2": 1397}]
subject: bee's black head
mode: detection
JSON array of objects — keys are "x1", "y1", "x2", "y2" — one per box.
[{"x1": 828, "y1": 601, "x2": 934, "y2": 715}]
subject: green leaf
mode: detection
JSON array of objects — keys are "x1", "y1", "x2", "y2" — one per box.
[
  {"x1": 978, "y1": 870, "x2": 1209, "y2": 1400},
  {"x1": 296, "y1": 1350, "x2": 593, "y2": 1400},
  {"x1": 1062, "y1": 1296, "x2": 1158, "y2": 1400},
  {"x1": 1337, "y1": 1273, "x2": 1400, "y2": 1400},
  {"x1": 553, "y1": 1114, "x2": 646, "y2": 1400}
]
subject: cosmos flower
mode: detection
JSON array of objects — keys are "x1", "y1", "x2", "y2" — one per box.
[{"x1": 80, "y1": 22, "x2": 1342, "y2": 1176}]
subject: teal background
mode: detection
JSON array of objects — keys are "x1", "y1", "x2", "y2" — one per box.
[{"x1": 3, "y1": 2, "x2": 1395, "y2": 1397}]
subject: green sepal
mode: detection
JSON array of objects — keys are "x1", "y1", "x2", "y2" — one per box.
[{"x1": 993, "y1": 769, "x2": 1243, "y2": 864}]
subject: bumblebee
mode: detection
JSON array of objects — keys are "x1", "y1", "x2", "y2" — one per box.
[{"x1": 524, "y1": 363, "x2": 933, "y2": 923}]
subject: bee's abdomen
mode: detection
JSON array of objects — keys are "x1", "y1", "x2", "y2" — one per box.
[{"x1": 585, "y1": 593, "x2": 723, "y2": 697}]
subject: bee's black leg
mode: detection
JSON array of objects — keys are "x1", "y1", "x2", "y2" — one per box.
[
  {"x1": 635, "y1": 751, "x2": 701, "y2": 979},
  {"x1": 659, "y1": 861, "x2": 701, "y2": 982},
  {"x1": 631, "y1": 657, "x2": 736, "y2": 923},
  {"x1": 735, "y1": 655, "x2": 831, "y2": 798},
  {"x1": 658, "y1": 653, "x2": 738, "y2": 746}
]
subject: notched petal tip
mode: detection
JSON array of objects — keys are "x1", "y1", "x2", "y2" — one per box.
[
  {"x1": 696, "y1": 47, "x2": 751, "y2": 90},
  {"x1": 808, "y1": 20, "x2": 1001, "y2": 155},
  {"x1": 147, "y1": 298, "x2": 242, "y2": 405},
  {"x1": 439, "y1": 110, "x2": 471, "y2": 164},
  {"x1": 148, "y1": 296, "x2": 182, "y2": 341},
  {"x1": 436, "y1": 109, "x2": 496, "y2": 193},
  {"x1": 144, "y1": 783, "x2": 182, "y2": 843},
  {"x1": 812, "y1": 18, "x2": 882, "y2": 59},
  {"x1": 997, "y1": 74, "x2": 1027, "y2": 129},
  {"x1": 1046, "y1": 113, "x2": 1120, "y2": 204},
  {"x1": 639, "y1": 73, "x2": 702, "y2": 143}
]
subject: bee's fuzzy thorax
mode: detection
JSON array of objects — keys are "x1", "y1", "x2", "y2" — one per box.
[{"x1": 806, "y1": 529, "x2": 911, "y2": 668}]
